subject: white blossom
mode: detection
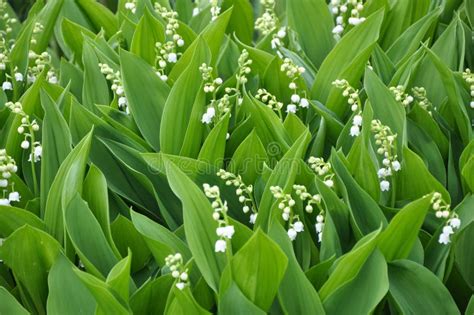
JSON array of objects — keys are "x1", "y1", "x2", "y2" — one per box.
[
  {"x1": 215, "y1": 239, "x2": 227, "y2": 252},
  {"x1": 2, "y1": 81, "x2": 12, "y2": 90},
  {"x1": 8, "y1": 191, "x2": 20, "y2": 202},
  {"x1": 0, "y1": 198, "x2": 10, "y2": 206},
  {"x1": 380, "y1": 180, "x2": 390, "y2": 192},
  {"x1": 286, "y1": 104, "x2": 297, "y2": 113},
  {"x1": 350, "y1": 125, "x2": 360, "y2": 137},
  {"x1": 14, "y1": 73, "x2": 23, "y2": 82},
  {"x1": 287, "y1": 228, "x2": 297, "y2": 241}
]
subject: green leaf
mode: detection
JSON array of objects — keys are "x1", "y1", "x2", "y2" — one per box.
[
  {"x1": 228, "y1": 129, "x2": 268, "y2": 184},
  {"x1": 287, "y1": 0, "x2": 334, "y2": 68},
  {"x1": 40, "y1": 89, "x2": 72, "y2": 214},
  {"x1": 378, "y1": 194, "x2": 432, "y2": 261},
  {"x1": 164, "y1": 158, "x2": 226, "y2": 292},
  {"x1": 121, "y1": 49, "x2": 170, "y2": 151},
  {"x1": 82, "y1": 41, "x2": 110, "y2": 109},
  {"x1": 311, "y1": 9, "x2": 384, "y2": 118},
  {"x1": 388, "y1": 260, "x2": 460, "y2": 314},
  {"x1": 106, "y1": 253, "x2": 133, "y2": 301},
  {"x1": 454, "y1": 222, "x2": 474, "y2": 290},
  {"x1": 224, "y1": 230, "x2": 288, "y2": 311},
  {"x1": 130, "y1": 8, "x2": 165, "y2": 65},
  {"x1": 268, "y1": 224, "x2": 326, "y2": 314},
  {"x1": 160, "y1": 37, "x2": 210, "y2": 154},
  {"x1": 0, "y1": 205, "x2": 46, "y2": 237},
  {"x1": 74, "y1": 269, "x2": 131, "y2": 314},
  {"x1": 130, "y1": 210, "x2": 191, "y2": 266},
  {"x1": 0, "y1": 225, "x2": 62, "y2": 315},
  {"x1": 323, "y1": 249, "x2": 388, "y2": 314},
  {"x1": 319, "y1": 228, "x2": 381, "y2": 300},
  {"x1": 47, "y1": 254, "x2": 96, "y2": 315},
  {"x1": 222, "y1": 0, "x2": 254, "y2": 45},
  {"x1": 76, "y1": 0, "x2": 118, "y2": 38},
  {"x1": 130, "y1": 276, "x2": 174, "y2": 315},
  {"x1": 198, "y1": 114, "x2": 229, "y2": 167},
  {"x1": 0, "y1": 286, "x2": 29, "y2": 315},
  {"x1": 44, "y1": 130, "x2": 92, "y2": 244},
  {"x1": 218, "y1": 283, "x2": 266, "y2": 315}
]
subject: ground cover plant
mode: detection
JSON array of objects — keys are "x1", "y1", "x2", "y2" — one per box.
[{"x1": 0, "y1": 0, "x2": 473, "y2": 314}]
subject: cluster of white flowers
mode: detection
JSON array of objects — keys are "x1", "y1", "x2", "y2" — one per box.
[
  {"x1": 333, "y1": 79, "x2": 362, "y2": 137},
  {"x1": 330, "y1": 0, "x2": 366, "y2": 39},
  {"x1": 154, "y1": 4, "x2": 185, "y2": 82},
  {"x1": 412, "y1": 87, "x2": 433, "y2": 115},
  {"x1": 308, "y1": 157, "x2": 336, "y2": 189},
  {"x1": 165, "y1": 253, "x2": 189, "y2": 290},
  {"x1": 389, "y1": 85, "x2": 414, "y2": 107},
  {"x1": 99, "y1": 63, "x2": 129, "y2": 114},
  {"x1": 235, "y1": 49, "x2": 252, "y2": 86},
  {"x1": 462, "y1": 69, "x2": 474, "y2": 109},
  {"x1": 6, "y1": 102, "x2": 42, "y2": 163},
  {"x1": 124, "y1": 0, "x2": 137, "y2": 14},
  {"x1": 293, "y1": 185, "x2": 325, "y2": 242},
  {"x1": 217, "y1": 169, "x2": 257, "y2": 224},
  {"x1": 30, "y1": 22, "x2": 44, "y2": 46},
  {"x1": 255, "y1": 0, "x2": 278, "y2": 36},
  {"x1": 371, "y1": 120, "x2": 401, "y2": 192},
  {"x1": 0, "y1": 149, "x2": 20, "y2": 206},
  {"x1": 0, "y1": 1, "x2": 16, "y2": 37},
  {"x1": 200, "y1": 63, "x2": 225, "y2": 125},
  {"x1": 210, "y1": 0, "x2": 221, "y2": 21},
  {"x1": 255, "y1": 88, "x2": 284, "y2": 118},
  {"x1": 280, "y1": 58, "x2": 308, "y2": 114},
  {"x1": 270, "y1": 186, "x2": 304, "y2": 241},
  {"x1": 430, "y1": 193, "x2": 461, "y2": 245},
  {"x1": 27, "y1": 50, "x2": 56, "y2": 84},
  {"x1": 271, "y1": 27, "x2": 287, "y2": 55},
  {"x1": 203, "y1": 184, "x2": 235, "y2": 253}
]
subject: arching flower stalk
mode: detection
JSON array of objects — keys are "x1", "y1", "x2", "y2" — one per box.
[
  {"x1": 203, "y1": 184, "x2": 235, "y2": 254},
  {"x1": 99, "y1": 63, "x2": 129, "y2": 114},
  {"x1": 281, "y1": 58, "x2": 308, "y2": 114},
  {"x1": 217, "y1": 169, "x2": 258, "y2": 224},
  {"x1": 154, "y1": 4, "x2": 185, "y2": 82},
  {"x1": 412, "y1": 87, "x2": 433, "y2": 115},
  {"x1": 6, "y1": 101, "x2": 41, "y2": 195},
  {"x1": 371, "y1": 120, "x2": 401, "y2": 194},
  {"x1": 293, "y1": 185, "x2": 326, "y2": 242},
  {"x1": 255, "y1": 88, "x2": 284, "y2": 119},
  {"x1": 390, "y1": 85, "x2": 414, "y2": 108},
  {"x1": 462, "y1": 68, "x2": 474, "y2": 109},
  {"x1": 430, "y1": 193, "x2": 461, "y2": 245},
  {"x1": 308, "y1": 157, "x2": 336, "y2": 189},
  {"x1": 330, "y1": 0, "x2": 366, "y2": 39},
  {"x1": 165, "y1": 253, "x2": 189, "y2": 290},
  {"x1": 201, "y1": 50, "x2": 252, "y2": 126},
  {"x1": 333, "y1": 79, "x2": 362, "y2": 137},
  {"x1": 270, "y1": 186, "x2": 304, "y2": 241},
  {"x1": 0, "y1": 149, "x2": 19, "y2": 206}
]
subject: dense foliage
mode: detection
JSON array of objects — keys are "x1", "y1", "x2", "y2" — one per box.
[{"x1": 0, "y1": 0, "x2": 473, "y2": 314}]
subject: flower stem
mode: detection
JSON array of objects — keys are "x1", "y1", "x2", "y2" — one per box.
[{"x1": 29, "y1": 127, "x2": 39, "y2": 196}]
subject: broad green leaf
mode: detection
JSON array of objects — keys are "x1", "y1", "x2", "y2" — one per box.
[
  {"x1": 130, "y1": 8, "x2": 165, "y2": 65},
  {"x1": 74, "y1": 269, "x2": 131, "y2": 315},
  {"x1": 454, "y1": 222, "x2": 474, "y2": 290},
  {"x1": 378, "y1": 194, "x2": 432, "y2": 261},
  {"x1": 323, "y1": 249, "x2": 388, "y2": 314},
  {"x1": 130, "y1": 210, "x2": 191, "y2": 266},
  {"x1": 106, "y1": 253, "x2": 133, "y2": 301},
  {"x1": 397, "y1": 146, "x2": 450, "y2": 203},
  {"x1": 319, "y1": 228, "x2": 381, "y2": 300},
  {"x1": 47, "y1": 254, "x2": 96, "y2": 315},
  {"x1": 268, "y1": 224, "x2": 326, "y2": 314},
  {"x1": 44, "y1": 130, "x2": 92, "y2": 244},
  {"x1": 40, "y1": 89, "x2": 72, "y2": 214},
  {"x1": 65, "y1": 194, "x2": 119, "y2": 278},
  {"x1": 228, "y1": 129, "x2": 268, "y2": 184},
  {"x1": 82, "y1": 41, "x2": 110, "y2": 110},
  {"x1": 224, "y1": 230, "x2": 287, "y2": 311},
  {"x1": 287, "y1": 0, "x2": 334, "y2": 68},
  {"x1": 388, "y1": 260, "x2": 460, "y2": 314},
  {"x1": 311, "y1": 9, "x2": 384, "y2": 118},
  {"x1": 198, "y1": 114, "x2": 229, "y2": 168},
  {"x1": 76, "y1": 0, "x2": 118, "y2": 38},
  {"x1": 31, "y1": 0, "x2": 64, "y2": 52},
  {"x1": 111, "y1": 215, "x2": 152, "y2": 273},
  {"x1": 218, "y1": 283, "x2": 266, "y2": 315},
  {"x1": 1, "y1": 225, "x2": 62, "y2": 315},
  {"x1": 0, "y1": 205, "x2": 45, "y2": 237},
  {"x1": 130, "y1": 275, "x2": 174, "y2": 315},
  {"x1": 0, "y1": 286, "x2": 29, "y2": 315},
  {"x1": 222, "y1": 0, "x2": 254, "y2": 45},
  {"x1": 160, "y1": 37, "x2": 210, "y2": 155},
  {"x1": 331, "y1": 151, "x2": 387, "y2": 237},
  {"x1": 164, "y1": 158, "x2": 226, "y2": 292},
  {"x1": 121, "y1": 49, "x2": 170, "y2": 151}
]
